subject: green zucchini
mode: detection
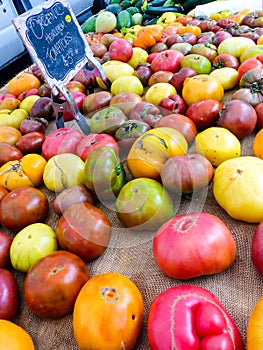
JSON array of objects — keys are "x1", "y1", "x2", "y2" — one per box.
[
  {"x1": 181, "y1": 0, "x2": 214, "y2": 14},
  {"x1": 142, "y1": 12, "x2": 156, "y2": 21},
  {"x1": 148, "y1": 0, "x2": 166, "y2": 6},
  {"x1": 120, "y1": 0, "x2": 133, "y2": 9},
  {"x1": 143, "y1": 16, "x2": 159, "y2": 25},
  {"x1": 116, "y1": 10, "x2": 132, "y2": 29},
  {"x1": 81, "y1": 14, "x2": 98, "y2": 33},
  {"x1": 105, "y1": 3, "x2": 122, "y2": 15},
  {"x1": 110, "y1": 0, "x2": 121, "y2": 3},
  {"x1": 135, "y1": 0, "x2": 143, "y2": 9},
  {"x1": 145, "y1": 4, "x2": 184, "y2": 15},
  {"x1": 126, "y1": 6, "x2": 141, "y2": 15}
]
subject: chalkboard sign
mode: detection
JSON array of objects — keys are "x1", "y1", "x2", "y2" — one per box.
[{"x1": 12, "y1": 0, "x2": 92, "y2": 88}]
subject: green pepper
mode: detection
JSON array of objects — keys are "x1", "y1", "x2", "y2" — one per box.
[{"x1": 83, "y1": 146, "x2": 126, "y2": 202}]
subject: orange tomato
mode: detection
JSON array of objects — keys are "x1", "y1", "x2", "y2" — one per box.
[
  {"x1": 0, "y1": 126, "x2": 21, "y2": 144},
  {"x1": 175, "y1": 15, "x2": 193, "y2": 25},
  {"x1": 253, "y1": 128, "x2": 263, "y2": 159},
  {"x1": 182, "y1": 74, "x2": 224, "y2": 106},
  {"x1": 247, "y1": 296, "x2": 263, "y2": 349},
  {"x1": 0, "y1": 153, "x2": 47, "y2": 190},
  {"x1": 8, "y1": 73, "x2": 41, "y2": 96},
  {"x1": 73, "y1": 272, "x2": 144, "y2": 350},
  {"x1": 127, "y1": 127, "x2": 188, "y2": 179},
  {"x1": 0, "y1": 320, "x2": 35, "y2": 349},
  {"x1": 176, "y1": 25, "x2": 202, "y2": 36},
  {"x1": 162, "y1": 23, "x2": 182, "y2": 36},
  {"x1": 258, "y1": 34, "x2": 263, "y2": 45}
]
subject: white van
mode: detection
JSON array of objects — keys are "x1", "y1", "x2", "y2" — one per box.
[{"x1": 0, "y1": 0, "x2": 106, "y2": 86}]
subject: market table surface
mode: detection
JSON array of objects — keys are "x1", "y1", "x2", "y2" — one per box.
[{"x1": 0, "y1": 81, "x2": 260, "y2": 349}]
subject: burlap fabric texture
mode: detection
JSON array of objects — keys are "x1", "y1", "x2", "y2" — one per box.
[{"x1": 0, "y1": 82, "x2": 261, "y2": 349}]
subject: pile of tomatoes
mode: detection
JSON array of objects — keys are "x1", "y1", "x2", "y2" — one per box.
[{"x1": 2, "y1": 7, "x2": 263, "y2": 350}]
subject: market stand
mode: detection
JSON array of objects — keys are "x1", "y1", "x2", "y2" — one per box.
[{"x1": 1, "y1": 1, "x2": 263, "y2": 350}]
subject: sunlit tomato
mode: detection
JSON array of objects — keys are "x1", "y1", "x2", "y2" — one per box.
[
  {"x1": 56, "y1": 203, "x2": 111, "y2": 262},
  {"x1": 145, "y1": 83, "x2": 177, "y2": 105},
  {"x1": 186, "y1": 99, "x2": 223, "y2": 130},
  {"x1": 0, "y1": 320, "x2": 35, "y2": 349},
  {"x1": 253, "y1": 128, "x2": 263, "y2": 159},
  {"x1": 148, "y1": 285, "x2": 244, "y2": 350},
  {"x1": 0, "y1": 126, "x2": 21, "y2": 145},
  {"x1": 182, "y1": 75, "x2": 224, "y2": 106},
  {"x1": 7, "y1": 72, "x2": 41, "y2": 96},
  {"x1": 176, "y1": 25, "x2": 201, "y2": 36},
  {"x1": 73, "y1": 272, "x2": 144, "y2": 350},
  {"x1": 247, "y1": 296, "x2": 263, "y2": 349},
  {"x1": 0, "y1": 154, "x2": 47, "y2": 191},
  {"x1": 15, "y1": 131, "x2": 45, "y2": 154},
  {"x1": 0, "y1": 142, "x2": 23, "y2": 166},
  {"x1": 195, "y1": 127, "x2": 241, "y2": 167},
  {"x1": 127, "y1": 127, "x2": 188, "y2": 179},
  {"x1": 237, "y1": 57, "x2": 263, "y2": 80},
  {"x1": 0, "y1": 187, "x2": 49, "y2": 231},
  {"x1": 153, "y1": 212, "x2": 236, "y2": 279},
  {"x1": 217, "y1": 36, "x2": 256, "y2": 59},
  {"x1": 181, "y1": 54, "x2": 212, "y2": 74},
  {"x1": 210, "y1": 67, "x2": 239, "y2": 90},
  {"x1": 213, "y1": 156, "x2": 263, "y2": 223},
  {"x1": 212, "y1": 53, "x2": 240, "y2": 69},
  {"x1": 24, "y1": 250, "x2": 90, "y2": 318}
]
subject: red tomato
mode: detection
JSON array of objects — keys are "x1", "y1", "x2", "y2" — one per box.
[
  {"x1": 41, "y1": 127, "x2": 84, "y2": 160},
  {"x1": 24, "y1": 250, "x2": 90, "y2": 318},
  {"x1": 186, "y1": 99, "x2": 223, "y2": 130},
  {"x1": 56, "y1": 203, "x2": 111, "y2": 262},
  {"x1": 153, "y1": 212, "x2": 236, "y2": 279},
  {"x1": 148, "y1": 285, "x2": 244, "y2": 350},
  {"x1": 151, "y1": 50, "x2": 184, "y2": 73},
  {"x1": 0, "y1": 232, "x2": 12, "y2": 268},
  {"x1": 76, "y1": 133, "x2": 119, "y2": 162},
  {"x1": 0, "y1": 187, "x2": 49, "y2": 231},
  {"x1": 0, "y1": 268, "x2": 19, "y2": 320},
  {"x1": 212, "y1": 53, "x2": 240, "y2": 69},
  {"x1": 237, "y1": 57, "x2": 263, "y2": 80},
  {"x1": 0, "y1": 142, "x2": 23, "y2": 166},
  {"x1": 0, "y1": 186, "x2": 8, "y2": 203},
  {"x1": 15, "y1": 132, "x2": 45, "y2": 154}
]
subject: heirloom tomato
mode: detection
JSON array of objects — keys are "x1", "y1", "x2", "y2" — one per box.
[
  {"x1": 210, "y1": 67, "x2": 239, "y2": 90},
  {"x1": 73, "y1": 272, "x2": 144, "y2": 350},
  {"x1": 0, "y1": 268, "x2": 19, "y2": 320},
  {"x1": 56, "y1": 203, "x2": 111, "y2": 262},
  {"x1": 145, "y1": 83, "x2": 177, "y2": 105},
  {"x1": 217, "y1": 36, "x2": 255, "y2": 59},
  {"x1": 237, "y1": 57, "x2": 263, "y2": 80},
  {"x1": 0, "y1": 142, "x2": 23, "y2": 166},
  {"x1": 0, "y1": 109, "x2": 28, "y2": 129},
  {"x1": 153, "y1": 212, "x2": 236, "y2": 279},
  {"x1": 0, "y1": 320, "x2": 35, "y2": 349},
  {"x1": 83, "y1": 146, "x2": 125, "y2": 202},
  {"x1": 253, "y1": 128, "x2": 263, "y2": 159},
  {"x1": 0, "y1": 231, "x2": 12, "y2": 268},
  {"x1": 195, "y1": 127, "x2": 241, "y2": 167},
  {"x1": 0, "y1": 126, "x2": 21, "y2": 145},
  {"x1": 180, "y1": 54, "x2": 211, "y2": 74},
  {"x1": 127, "y1": 127, "x2": 188, "y2": 179},
  {"x1": 213, "y1": 156, "x2": 263, "y2": 223},
  {"x1": 247, "y1": 296, "x2": 263, "y2": 349},
  {"x1": 0, "y1": 153, "x2": 47, "y2": 191},
  {"x1": 0, "y1": 186, "x2": 8, "y2": 203},
  {"x1": 148, "y1": 285, "x2": 244, "y2": 350},
  {"x1": 116, "y1": 178, "x2": 174, "y2": 232},
  {"x1": 24, "y1": 250, "x2": 90, "y2": 318},
  {"x1": 8, "y1": 72, "x2": 41, "y2": 96},
  {"x1": 0, "y1": 187, "x2": 49, "y2": 230},
  {"x1": 10, "y1": 223, "x2": 58, "y2": 273},
  {"x1": 43, "y1": 153, "x2": 85, "y2": 193},
  {"x1": 182, "y1": 75, "x2": 224, "y2": 106}
]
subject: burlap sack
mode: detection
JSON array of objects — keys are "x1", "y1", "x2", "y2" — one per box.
[{"x1": 0, "y1": 81, "x2": 261, "y2": 349}]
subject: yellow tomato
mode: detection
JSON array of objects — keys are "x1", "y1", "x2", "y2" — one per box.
[
  {"x1": 145, "y1": 83, "x2": 176, "y2": 105},
  {"x1": 0, "y1": 108, "x2": 28, "y2": 129},
  {"x1": 217, "y1": 37, "x2": 255, "y2": 59},
  {"x1": 127, "y1": 127, "x2": 188, "y2": 179},
  {"x1": 195, "y1": 127, "x2": 241, "y2": 167},
  {"x1": 209, "y1": 67, "x2": 239, "y2": 90},
  {"x1": 182, "y1": 75, "x2": 224, "y2": 106},
  {"x1": 0, "y1": 153, "x2": 47, "y2": 191},
  {"x1": 247, "y1": 296, "x2": 263, "y2": 349},
  {"x1": 19, "y1": 95, "x2": 40, "y2": 113},
  {"x1": 0, "y1": 320, "x2": 35, "y2": 349},
  {"x1": 213, "y1": 156, "x2": 263, "y2": 223},
  {"x1": 111, "y1": 75, "x2": 144, "y2": 96},
  {"x1": 127, "y1": 47, "x2": 149, "y2": 68},
  {"x1": 96, "y1": 60, "x2": 134, "y2": 89}
]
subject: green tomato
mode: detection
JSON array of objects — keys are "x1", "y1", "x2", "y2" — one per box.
[
  {"x1": 90, "y1": 106, "x2": 128, "y2": 135},
  {"x1": 43, "y1": 153, "x2": 85, "y2": 192},
  {"x1": 116, "y1": 178, "x2": 174, "y2": 231},
  {"x1": 84, "y1": 146, "x2": 126, "y2": 202},
  {"x1": 10, "y1": 223, "x2": 58, "y2": 273},
  {"x1": 181, "y1": 54, "x2": 211, "y2": 74}
]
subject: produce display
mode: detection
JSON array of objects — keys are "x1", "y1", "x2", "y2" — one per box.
[{"x1": 2, "y1": 1, "x2": 263, "y2": 349}]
